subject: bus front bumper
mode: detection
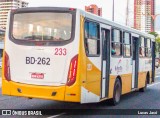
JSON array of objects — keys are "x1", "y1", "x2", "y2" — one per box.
[{"x1": 2, "y1": 79, "x2": 66, "y2": 101}]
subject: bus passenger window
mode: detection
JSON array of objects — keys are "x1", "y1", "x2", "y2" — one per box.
[
  {"x1": 139, "y1": 37, "x2": 145, "y2": 57},
  {"x1": 84, "y1": 21, "x2": 100, "y2": 56},
  {"x1": 111, "y1": 43, "x2": 116, "y2": 55},
  {"x1": 0, "y1": 49, "x2": 3, "y2": 58},
  {"x1": 123, "y1": 32, "x2": 131, "y2": 57},
  {"x1": 111, "y1": 29, "x2": 122, "y2": 56},
  {"x1": 145, "y1": 38, "x2": 151, "y2": 57},
  {"x1": 85, "y1": 21, "x2": 89, "y2": 38}
]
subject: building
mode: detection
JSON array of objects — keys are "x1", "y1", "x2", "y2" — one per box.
[
  {"x1": 134, "y1": 0, "x2": 155, "y2": 33},
  {"x1": 0, "y1": 28, "x2": 5, "y2": 41},
  {"x1": 85, "y1": 4, "x2": 102, "y2": 16},
  {"x1": 0, "y1": 0, "x2": 28, "y2": 29}
]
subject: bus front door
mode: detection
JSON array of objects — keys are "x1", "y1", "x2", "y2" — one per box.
[
  {"x1": 132, "y1": 36, "x2": 139, "y2": 89},
  {"x1": 101, "y1": 25, "x2": 111, "y2": 99}
]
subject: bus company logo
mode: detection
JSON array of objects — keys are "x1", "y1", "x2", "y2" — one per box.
[
  {"x1": 115, "y1": 59, "x2": 123, "y2": 74},
  {"x1": 31, "y1": 73, "x2": 44, "y2": 79}
]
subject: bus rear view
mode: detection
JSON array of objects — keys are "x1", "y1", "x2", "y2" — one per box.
[{"x1": 2, "y1": 7, "x2": 80, "y2": 102}]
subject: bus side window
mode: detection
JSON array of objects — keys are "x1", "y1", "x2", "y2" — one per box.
[
  {"x1": 0, "y1": 49, "x2": 2, "y2": 58},
  {"x1": 84, "y1": 21, "x2": 100, "y2": 56},
  {"x1": 111, "y1": 29, "x2": 122, "y2": 56},
  {"x1": 123, "y1": 32, "x2": 131, "y2": 57},
  {"x1": 139, "y1": 37, "x2": 145, "y2": 57},
  {"x1": 145, "y1": 38, "x2": 151, "y2": 57}
]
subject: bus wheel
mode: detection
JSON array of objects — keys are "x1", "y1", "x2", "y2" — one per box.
[
  {"x1": 139, "y1": 74, "x2": 148, "y2": 92},
  {"x1": 111, "y1": 79, "x2": 122, "y2": 106}
]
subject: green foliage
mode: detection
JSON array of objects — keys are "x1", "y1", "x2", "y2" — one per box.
[
  {"x1": 149, "y1": 32, "x2": 158, "y2": 38},
  {"x1": 156, "y1": 37, "x2": 160, "y2": 52},
  {"x1": 149, "y1": 32, "x2": 160, "y2": 53},
  {"x1": 156, "y1": 37, "x2": 160, "y2": 43}
]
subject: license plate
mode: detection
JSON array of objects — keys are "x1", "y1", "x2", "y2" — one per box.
[{"x1": 31, "y1": 73, "x2": 44, "y2": 79}]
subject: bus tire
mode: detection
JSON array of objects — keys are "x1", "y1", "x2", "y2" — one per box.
[
  {"x1": 139, "y1": 74, "x2": 148, "y2": 92},
  {"x1": 110, "y1": 79, "x2": 122, "y2": 106}
]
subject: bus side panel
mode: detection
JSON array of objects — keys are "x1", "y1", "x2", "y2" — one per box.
[
  {"x1": 79, "y1": 16, "x2": 101, "y2": 103},
  {"x1": 121, "y1": 74, "x2": 132, "y2": 94},
  {"x1": 138, "y1": 58, "x2": 146, "y2": 88},
  {"x1": 120, "y1": 58, "x2": 132, "y2": 94},
  {"x1": 80, "y1": 56, "x2": 101, "y2": 103},
  {"x1": 109, "y1": 58, "x2": 133, "y2": 98},
  {"x1": 108, "y1": 74, "x2": 132, "y2": 99},
  {"x1": 138, "y1": 57, "x2": 152, "y2": 88},
  {"x1": 138, "y1": 72, "x2": 146, "y2": 88},
  {"x1": 85, "y1": 58, "x2": 101, "y2": 96}
]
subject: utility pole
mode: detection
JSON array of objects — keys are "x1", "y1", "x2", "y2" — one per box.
[
  {"x1": 126, "y1": 0, "x2": 129, "y2": 26},
  {"x1": 112, "y1": 0, "x2": 114, "y2": 21}
]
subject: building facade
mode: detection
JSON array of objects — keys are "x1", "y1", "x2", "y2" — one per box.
[
  {"x1": 0, "y1": 0, "x2": 28, "y2": 29},
  {"x1": 85, "y1": 4, "x2": 102, "y2": 16},
  {"x1": 134, "y1": 0, "x2": 155, "y2": 32}
]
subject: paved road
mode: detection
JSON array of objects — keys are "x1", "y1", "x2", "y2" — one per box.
[{"x1": 0, "y1": 68, "x2": 160, "y2": 117}]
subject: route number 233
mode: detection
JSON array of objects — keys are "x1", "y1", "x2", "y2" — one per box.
[{"x1": 54, "y1": 48, "x2": 67, "y2": 56}]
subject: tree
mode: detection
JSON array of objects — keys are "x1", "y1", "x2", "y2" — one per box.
[
  {"x1": 149, "y1": 32, "x2": 160, "y2": 53},
  {"x1": 156, "y1": 37, "x2": 160, "y2": 52},
  {"x1": 149, "y1": 32, "x2": 158, "y2": 38}
]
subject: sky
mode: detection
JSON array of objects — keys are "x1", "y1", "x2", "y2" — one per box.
[
  {"x1": 155, "y1": 0, "x2": 160, "y2": 32},
  {"x1": 25, "y1": 0, "x2": 160, "y2": 31}
]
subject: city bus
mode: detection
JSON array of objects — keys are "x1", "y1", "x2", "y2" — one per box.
[{"x1": 2, "y1": 7, "x2": 155, "y2": 105}]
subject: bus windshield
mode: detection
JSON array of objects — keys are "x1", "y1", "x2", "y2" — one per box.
[{"x1": 12, "y1": 12, "x2": 72, "y2": 41}]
